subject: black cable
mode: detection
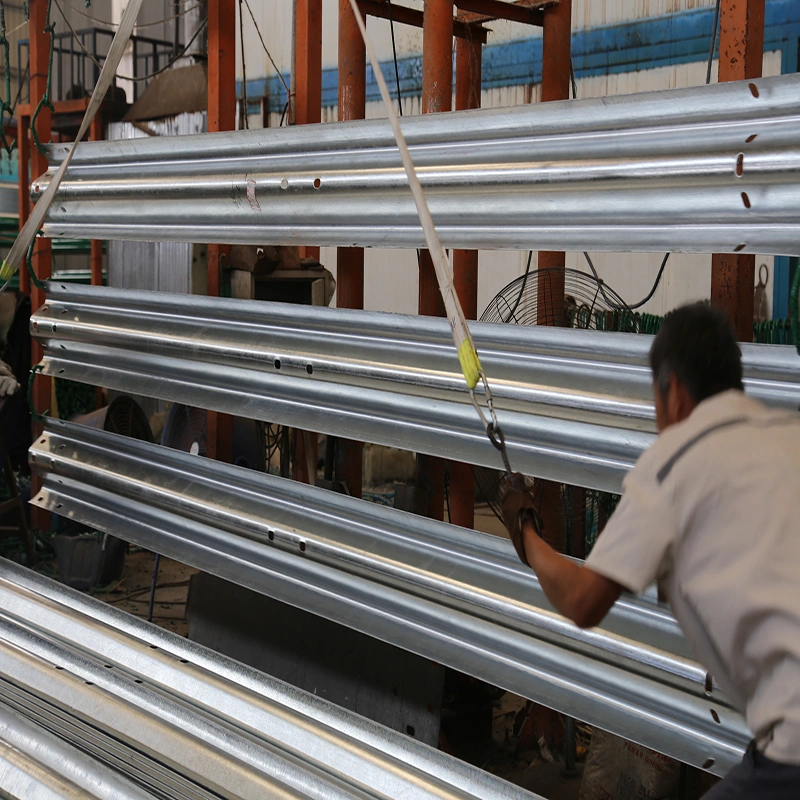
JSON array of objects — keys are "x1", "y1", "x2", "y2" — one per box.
[
  {"x1": 706, "y1": 0, "x2": 722, "y2": 85},
  {"x1": 147, "y1": 553, "x2": 160, "y2": 623},
  {"x1": 504, "y1": 250, "x2": 533, "y2": 323},
  {"x1": 386, "y1": 0, "x2": 403, "y2": 116},
  {"x1": 583, "y1": 250, "x2": 671, "y2": 311},
  {"x1": 237, "y1": 0, "x2": 248, "y2": 129}
]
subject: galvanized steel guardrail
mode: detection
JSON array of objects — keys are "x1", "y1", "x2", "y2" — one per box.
[
  {"x1": 29, "y1": 420, "x2": 751, "y2": 775},
  {"x1": 0, "y1": 557, "x2": 542, "y2": 800},
  {"x1": 33, "y1": 74, "x2": 800, "y2": 255},
  {"x1": 31, "y1": 283, "x2": 800, "y2": 493}
]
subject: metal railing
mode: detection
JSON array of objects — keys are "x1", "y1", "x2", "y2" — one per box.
[
  {"x1": 31, "y1": 73, "x2": 800, "y2": 254},
  {"x1": 29, "y1": 420, "x2": 752, "y2": 774},
  {"x1": 18, "y1": 27, "x2": 177, "y2": 104}
]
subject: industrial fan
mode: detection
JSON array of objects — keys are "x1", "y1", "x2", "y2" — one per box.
[
  {"x1": 475, "y1": 267, "x2": 630, "y2": 556},
  {"x1": 161, "y1": 404, "x2": 267, "y2": 472}
]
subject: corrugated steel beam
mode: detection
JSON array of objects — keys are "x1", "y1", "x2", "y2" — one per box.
[
  {"x1": 0, "y1": 558, "x2": 538, "y2": 800},
  {"x1": 28, "y1": 423, "x2": 751, "y2": 774},
  {"x1": 34, "y1": 75, "x2": 800, "y2": 255},
  {"x1": 30, "y1": 284, "x2": 800, "y2": 493}
]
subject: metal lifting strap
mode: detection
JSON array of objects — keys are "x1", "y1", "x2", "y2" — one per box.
[
  {"x1": 346, "y1": 0, "x2": 513, "y2": 476},
  {"x1": 0, "y1": 0, "x2": 145, "y2": 290}
]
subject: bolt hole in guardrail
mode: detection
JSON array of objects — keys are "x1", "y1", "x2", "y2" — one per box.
[
  {"x1": 280, "y1": 178, "x2": 289, "y2": 190},
  {"x1": 703, "y1": 758, "x2": 716, "y2": 770},
  {"x1": 746, "y1": 134, "x2": 757, "y2": 143},
  {"x1": 274, "y1": 359, "x2": 281, "y2": 370},
  {"x1": 406, "y1": 725, "x2": 416, "y2": 737},
  {"x1": 741, "y1": 192, "x2": 751, "y2": 209},
  {"x1": 736, "y1": 154, "x2": 745, "y2": 177},
  {"x1": 306, "y1": 364, "x2": 313, "y2": 375},
  {"x1": 749, "y1": 83, "x2": 760, "y2": 98},
  {"x1": 710, "y1": 709, "x2": 721, "y2": 724},
  {"x1": 268, "y1": 531, "x2": 275, "y2": 541},
  {"x1": 299, "y1": 541, "x2": 306, "y2": 552},
  {"x1": 734, "y1": 244, "x2": 746, "y2": 252},
  {"x1": 314, "y1": 178, "x2": 321, "y2": 189}
]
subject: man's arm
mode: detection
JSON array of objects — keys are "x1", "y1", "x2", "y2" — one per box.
[{"x1": 521, "y1": 519, "x2": 624, "y2": 629}]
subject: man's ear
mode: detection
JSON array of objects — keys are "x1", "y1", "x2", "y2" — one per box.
[{"x1": 668, "y1": 374, "x2": 696, "y2": 424}]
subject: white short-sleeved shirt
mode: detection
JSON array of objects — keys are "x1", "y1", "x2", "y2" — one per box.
[{"x1": 587, "y1": 390, "x2": 800, "y2": 764}]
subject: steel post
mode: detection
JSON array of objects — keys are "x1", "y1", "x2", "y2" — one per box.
[
  {"x1": 206, "y1": 0, "x2": 236, "y2": 462},
  {"x1": 449, "y1": 34, "x2": 482, "y2": 529},
  {"x1": 536, "y1": 0, "x2": 571, "y2": 325},
  {"x1": 711, "y1": 0, "x2": 765, "y2": 340},
  {"x1": 335, "y1": 0, "x2": 365, "y2": 498},
  {"x1": 16, "y1": 114, "x2": 29, "y2": 295},
  {"x1": 418, "y1": 0, "x2": 454, "y2": 521},
  {"x1": 28, "y1": 0, "x2": 53, "y2": 531},
  {"x1": 89, "y1": 113, "x2": 103, "y2": 287}
]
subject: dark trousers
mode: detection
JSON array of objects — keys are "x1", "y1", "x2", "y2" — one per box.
[{"x1": 704, "y1": 746, "x2": 800, "y2": 799}]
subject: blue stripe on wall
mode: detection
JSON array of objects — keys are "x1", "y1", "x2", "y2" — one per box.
[{"x1": 240, "y1": 0, "x2": 800, "y2": 114}]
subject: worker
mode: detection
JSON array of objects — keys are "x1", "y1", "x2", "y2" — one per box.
[{"x1": 502, "y1": 303, "x2": 800, "y2": 799}]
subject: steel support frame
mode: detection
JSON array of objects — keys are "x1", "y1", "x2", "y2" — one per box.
[
  {"x1": 536, "y1": 0, "x2": 571, "y2": 326},
  {"x1": 21, "y1": 0, "x2": 53, "y2": 530},
  {"x1": 416, "y1": 0, "x2": 454, "y2": 523},
  {"x1": 335, "y1": 0, "x2": 367, "y2": 498},
  {"x1": 207, "y1": 0, "x2": 236, "y2": 462},
  {"x1": 711, "y1": 0, "x2": 765, "y2": 340},
  {"x1": 449, "y1": 35, "x2": 482, "y2": 529},
  {"x1": 292, "y1": 0, "x2": 323, "y2": 485}
]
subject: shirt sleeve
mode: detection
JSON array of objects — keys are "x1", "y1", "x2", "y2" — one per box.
[{"x1": 585, "y1": 455, "x2": 679, "y2": 595}]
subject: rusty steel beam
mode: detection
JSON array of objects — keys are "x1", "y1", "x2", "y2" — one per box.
[
  {"x1": 90, "y1": 114, "x2": 103, "y2": 287},
  {"x1": 335, "y1": 0, "x2": 366, "y2": 499},
  {"x1": 358, "y1": 0, "x2": 487, "y2": 41},
  {"x1": 16, "y1": 114, "x2": 29, "y2": 296},
  {"x1": 455, "y1": 0, "x2": 544, "y2": 26},
  {"x1": 291, "y1": 0, "x2": 324, "y2": 483},
  {"x1": 28, "y1": 0, "x2": 53, "y2": 530},
  {"x1": 207, "y1": 0, "x2": 236, "y2": 463},
  {"x1": 536, "y1": 0, "x2": 571, "y2": 326},
  {"x1": 416, "y1": 0, "x2": 455, "y2": 523},
  {"x1": 449, "y1": 34, "x2": 482, "y2": 530},
  {"x1": 457, "y1": 0, "x2": 555, "y2": 24},
  {"x1": 711, "y1": 0, "x2": 765, "y2": 341}
]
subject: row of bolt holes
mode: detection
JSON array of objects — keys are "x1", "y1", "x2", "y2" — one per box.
[
  {"x1": 280, "y1": 178, "x2": 321, "y2": 190},
  {"x1": 56, "y1": 659, "x2": 426, "y2": 740},
  {"x1": 54, "y1": 646, "x2": 190, "y2": 686}
]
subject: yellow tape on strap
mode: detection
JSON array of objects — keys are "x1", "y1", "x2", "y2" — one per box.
[
  {"x1": 458, "y1": 339, "x2": 482, "y2": 390},
  {"x1": 0, "y1": 261, "x2": 11, "y2": 283}
]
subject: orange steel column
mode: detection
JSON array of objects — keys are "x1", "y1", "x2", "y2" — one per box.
[
  {"x1": 334, "y1": 0, "x2": 365, "y2": 498},
  {"x1": 448, "y1": 34, "x2": 481, "y2": 529},
  {"x1": 29, "y1": 0, "x2": 53, "y2": 529},
  {"x1": 291, "y1": 0, "x2": 322, "y2": 483},
  {"x1": 416, "y1": 0, "x2": 453, "y2": 522},
  {"x1": 536, "y1": 0, "x2": 571, "y2": 325},
  {"x1": 294, "y1": 0, "x2": 322, "y2": 263},
  {"x1": 206, "y1": 0, "x2": 236, "y2": 462},
  {"x1": 711, "y1": 0, "x2": 764, "y2": 340},
  {"x1": 17, "y1": 114, "x2": 29, "y2": 295},
  {"x1": 89, "y1": 114, "x2": 103, "y2": 286}
]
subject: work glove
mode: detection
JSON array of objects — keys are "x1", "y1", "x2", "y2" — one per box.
[
  {"x1": 0, "y1": 359, "x2": 19, "y2": 398},
  {"x1": 500, "y1": 472, "x2": 542, "y2": 568}
]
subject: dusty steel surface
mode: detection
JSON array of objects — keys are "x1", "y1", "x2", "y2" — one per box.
[{"x1": 0, "y1": 558, "x2": 542, "y2": 800}]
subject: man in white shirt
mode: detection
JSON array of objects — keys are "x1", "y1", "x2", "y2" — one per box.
[{"x1": 502, "y1": 303, "x2": 800, "y2": 798}]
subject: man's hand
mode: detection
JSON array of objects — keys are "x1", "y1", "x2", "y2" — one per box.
[
  {"x1": 0, "y1": 359, "x2": 19, "y2": 398},
  {"x1": 500, "y1": 473, "x2": 542, "y2": 567}
]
